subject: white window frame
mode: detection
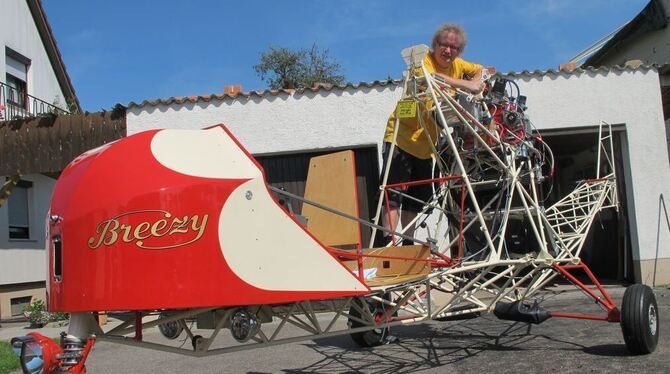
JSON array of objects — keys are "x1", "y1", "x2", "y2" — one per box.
[{"x1": 4, "y1": 47, "x2": 31, "y2": 110}]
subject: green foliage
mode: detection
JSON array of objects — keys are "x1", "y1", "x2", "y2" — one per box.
[
  {"x1": 23, "y1": 299, "x2": 69, "y2": 327},
  {"x1": 51, "y1": 95, "x2": 78, "y2": 115},
  {"x1": 254, "y1": 44, "x2": 345, "y2": 89},
  {"x1": 0, "y1": 341, "x2": 20, "y2": 374},
  {"x1": 24, "y1": 299, "x2": 50, "y2": 327},
  {"x1": 51, "y1": 311, "x2": 70, "y2": 323},
  {"x1": 66, "y1": 97, "x2": 80, "y2": 114}
]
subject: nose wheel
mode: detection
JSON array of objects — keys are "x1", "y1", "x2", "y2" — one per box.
[
  {"x1": 348, "y1": 296, "x2": 396, "y2": 347},
  {"x1": 157, "y1": 314, "x2": 184, "y2": 340}
]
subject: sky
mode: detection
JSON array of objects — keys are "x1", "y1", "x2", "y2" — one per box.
[{"x1": 42, "y1": 0, "x2": 649, "y2": 112}]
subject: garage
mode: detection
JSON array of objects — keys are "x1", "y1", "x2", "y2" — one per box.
[
  {"x1": 255, "y1": 146, "x2": 380, "y2": 247},
  {"x1": 541, "y1": 126, "x2": 632, "y2": 281}
]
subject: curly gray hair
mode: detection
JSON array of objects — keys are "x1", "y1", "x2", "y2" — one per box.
[{"x1": 431, "y1": 23, "x2": 467, "y2": 52}]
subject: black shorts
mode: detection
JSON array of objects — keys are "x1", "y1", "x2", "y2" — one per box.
[{"x1": 380, "y1": 142, "x2": 433, "y2": 213}]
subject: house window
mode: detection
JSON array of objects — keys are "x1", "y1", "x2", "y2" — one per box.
[
  {"x1": 6, "y1": 74, "x2": 27, "y2": 108},
  {"x1": 8, "y1": 179, "x2": 33, "y2": 240},
  {"x1": 10, "y1": 296, "x2": 32, "y2": 316},
  {"x1": 5, "y1": 48, "x2": 30, "y2": 109}
]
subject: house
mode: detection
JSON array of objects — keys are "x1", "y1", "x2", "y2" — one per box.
[
  {"x1": 0, "y1": 0, "x2": 80, "y2": 320},
  {"x1": 573, "y1": 0, "x2": 670, "y2": 152}
]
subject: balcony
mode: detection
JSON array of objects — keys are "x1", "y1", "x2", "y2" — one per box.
[{"x1": 0, "y1": 81, "x2": 69, "y2": 121}]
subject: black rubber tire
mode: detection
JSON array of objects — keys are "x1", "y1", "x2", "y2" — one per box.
[
  {"x1": 348, "y1": 297, "x2": 392, "y2": 347},
  {"x1": 620, "y1": 284, "x2": 659, "y2": 354},
  {"x1": 158, "y1": 315, "x2": 184, "y2": 340}
]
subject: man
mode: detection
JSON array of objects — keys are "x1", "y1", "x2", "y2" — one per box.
[{"x1": 379, "y1": 23, "x2": 485, "y2": 246}]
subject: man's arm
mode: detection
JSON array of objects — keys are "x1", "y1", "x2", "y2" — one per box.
[{"x1": 434, "y1": 70, "x2": 484, "y2": 94}]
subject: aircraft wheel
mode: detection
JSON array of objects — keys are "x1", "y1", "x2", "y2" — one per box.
[
  {"x1": 620, "y1": 284, "x2": 659, "y2": 354},
  {"x1": 191, "y1": 335, "x2": 204, "y2": 351},
  {"x1": 158, "y1": 314, "x2": 184, "y2": 340},
  {"x1": 348, "y1": 297, "x2": 393, "y2": 347}
]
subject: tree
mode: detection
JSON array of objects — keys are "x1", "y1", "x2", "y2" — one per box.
[{"x1": 254, "y1": 44, "x2": 345, "y2": 89}]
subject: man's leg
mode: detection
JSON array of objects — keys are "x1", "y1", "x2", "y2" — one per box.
[
  {"x1": 400, "y1": 210, "x2": 417, "y2": 239},
  {"x1": 384, "y1": 206, "x2": 416, "y2": 244},
  {"x1": 377, "y1": 143, "x2": 411, "y2": 246},
  {"x1": 399, "y1": 155, "x2": 434, "y2": 244},
  {"x1": 376, "y1": 205, "x2": 400, "y2": 247},
  {"x1": 386, "y1": 206, "x2": 400, "y2": 233}
]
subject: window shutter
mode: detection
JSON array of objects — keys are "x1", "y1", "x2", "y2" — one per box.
[{"x1": 6, "y1": 55, "x2": 27, "y2": 82}]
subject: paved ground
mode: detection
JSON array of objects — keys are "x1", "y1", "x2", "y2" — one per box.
[{"x1": 2, "y1": 285, "x2": 669, "y2": 373}]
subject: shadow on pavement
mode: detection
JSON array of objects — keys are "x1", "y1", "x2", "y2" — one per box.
[
  {"x1": 280, "y1": 315, "x2": 635, "y2": 373},
  {"x1": 583, "y1": 344, "x2": 633, "y2": 357}
]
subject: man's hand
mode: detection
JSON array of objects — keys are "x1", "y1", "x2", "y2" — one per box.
[{"x1": 463, "y1": 79, "x2": 485, "y2": 94}]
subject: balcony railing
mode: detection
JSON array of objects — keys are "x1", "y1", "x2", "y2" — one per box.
[{"x1": 0, "y1": 81, "x2": 69, "y2": 121}]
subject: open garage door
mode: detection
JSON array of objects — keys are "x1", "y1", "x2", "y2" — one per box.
[
  {"x1": 541, "y1": 126, "x2": 632, "y2": 282},
  {"x1": 254, "y1": 146, "x2": 380, "y2": 247}
]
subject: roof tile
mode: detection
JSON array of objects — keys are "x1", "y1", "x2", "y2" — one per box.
[{"x1": 125, "y1": 64, "x2": 660, "y2": 109}]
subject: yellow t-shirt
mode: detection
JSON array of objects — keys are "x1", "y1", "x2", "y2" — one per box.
[{"x1": 384, "y1": 54, "x2": 482, "y2": 159}]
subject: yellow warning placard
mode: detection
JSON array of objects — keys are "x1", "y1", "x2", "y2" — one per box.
[{"x1": 396, "y1": 100, "x2": 417, "y2": 118}]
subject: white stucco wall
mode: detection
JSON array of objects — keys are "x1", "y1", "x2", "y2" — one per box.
[
  {"x1": 127, "y1": 85, "x2": 403, "y2": 156},
  {"x1": 515, "y1": 68, "x2": 670, "y2": 263},
  {"x1": 0, "y1": 174, "x2": 55, "y2": 284},
  {"x1": 1, "y1": 0, "x2": 67, "y2": 109}
]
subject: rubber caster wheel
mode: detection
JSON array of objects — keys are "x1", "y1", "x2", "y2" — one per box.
[
  {"x1": 348, "y1": 297, "x2": 395, "y2": 347},
  {"x1": 191, "y1": 335, "x2": 204, "y2": 351},
  {"x1": 158, "y1": 315, "x2": 184, "y2": 340},
  {"x1": 620, "y1": 284, "x2": 659, "y2": 354}
]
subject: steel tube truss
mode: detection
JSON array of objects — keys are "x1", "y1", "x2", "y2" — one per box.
[{"x1": 84, "y1": 48, "x2": 621, "y2": 357}]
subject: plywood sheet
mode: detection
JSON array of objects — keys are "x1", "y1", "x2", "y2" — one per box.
[
  {"x1": 343, "y1": 245, "x2": 431, "y2": 283},
  {"x1": 302, "y1": 150, "x2": 361, "y2": 247}
]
